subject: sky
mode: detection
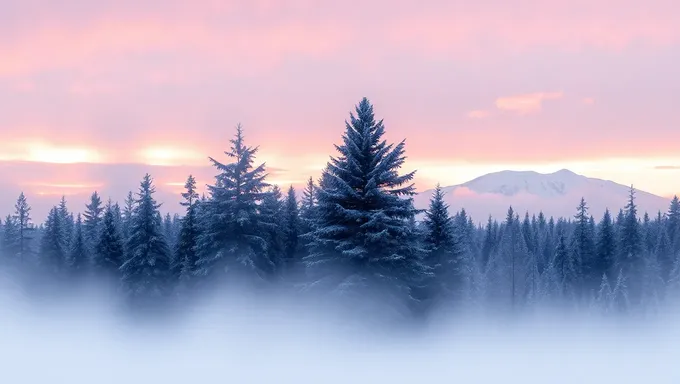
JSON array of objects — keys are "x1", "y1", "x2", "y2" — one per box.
[{"x1": 1, "y1": 0, "x2": 680, "y2": 221}]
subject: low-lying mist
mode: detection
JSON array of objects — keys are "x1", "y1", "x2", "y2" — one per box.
[{"x1": 0, "y1": 270, "x2": 678, "y2": 384}]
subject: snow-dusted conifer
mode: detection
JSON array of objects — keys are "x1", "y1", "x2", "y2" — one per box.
[
  {"x1": 596, "y1": 273, "x2": 612, "y2": 314},
  {"x1": 14, "y1": 192, "x2": 34, "y2": 262},
  {"x1": 121, "y1": 174, "x2": 172, "y2": 303},
  {"x1": 421, "y1": 184, "x2": 459, "y2": 307},
  {"x1": 595, "y1": 209, "x2": 616, "y2": 280},
  {"x1": 40, "y1": 206, "x2": 67, "y2": 274},
  {"x1": 304, "y1": 97, "x2": 428, "y2": 317},
  {"x1": 194, "y1": 124, "x2": 272, "y2": 284},
  {"x1": 93, "y1": 202, "x2": 125, "y2": 277},
  {"x1": 176, "y1": 175, "x2": 200, "y2": 284},
  {"x1": 611, "y1": 268, "x2": 630, "y2": 313},
  {"x1": 83, "y1": 191, "x2": 104, "y2": 249},
  {"x1": 282, "y1": 186, "x2": 301, "y2": 273},
  {"x1": 69, "y1": 214, "x2": 88, "y2": 275}
]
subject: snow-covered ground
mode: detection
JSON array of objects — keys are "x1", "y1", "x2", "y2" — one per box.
[
  {"x1": 0, "y1": 285, "x2": 678, "y2": 384},
  {"x1": 414, "y1": 169, "x2": 670, "y2": 223}
]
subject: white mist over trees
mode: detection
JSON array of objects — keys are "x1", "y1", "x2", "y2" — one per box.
[{"x1": 0, "y1": 97, "x2": 679, "y2": 321}]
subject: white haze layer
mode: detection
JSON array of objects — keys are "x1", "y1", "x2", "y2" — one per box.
[{"x1": 0, "y1": 280, "x2": 679, "y2": 384}]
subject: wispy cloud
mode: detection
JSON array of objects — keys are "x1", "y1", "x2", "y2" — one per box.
[
  {"x1": 654, "y1": 165, "x2": 680, "y2": 170},
  {"x1": 495, "y1": 92, "x2": 564, "y2": 115},
  {"x1": 583, "y1": 97, "x2": 596, "y2": 105}
]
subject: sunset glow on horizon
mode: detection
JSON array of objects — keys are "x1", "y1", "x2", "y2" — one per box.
[{"x1": 1, "y1": 0, "x2": 679, "y2": 220}]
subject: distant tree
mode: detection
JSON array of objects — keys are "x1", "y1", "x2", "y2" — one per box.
[
  {"x1": 39, "y1": 206, "x2": 67, "y2": 274},
  {"x1": 596, "y1": 273, "x2": 612, "y2": 315},
  {"x1": 298, "y1": 177, "x2": 318, "y2": 251},
  {"x1": 14, "y1": 192, "x2": 34, "y2": 263},
  {"x1": 121, "y1": 191, "x2": 135, "y2": 241},
  {"x1": 595, "y1": 209, "x2": 616, "y2": 280},
  {"x1": 282, "y1": 186, "x2": 301, "y2": 273},
  {"x1": 69, "y1": 214, "x2": 88, "y2": 275},
  {"x1": 83, "y1": 191, "x2": 104, "y2": 250},
  {"x1": 573, "y1": 198, "x2": 595, "y2": 288},
  {"x1": 176, "y1": 175, "x2": 200, "y2": 284},
  {"x1": 57, "y1": 196, "x2": 74, "y2": 246},
  {"x1": 1, "y1": 215, "x2": 19, "y2": 261},
  {"x1": 121, "y1": 174, "x2": 173, "y2": 304},
  {"x1": 93, "y1": 202, "x2": 126, "y2": 278},
  {"x1": 420, "y1": 184, "x2": 460, "y2": 308},
  {"x1": 194, "y1": 124, "x2": 272, "y2": 285}
]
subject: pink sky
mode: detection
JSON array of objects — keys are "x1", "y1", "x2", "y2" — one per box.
[{"x1": 1, "y1": 0, "x2": 679, "y2": 221}]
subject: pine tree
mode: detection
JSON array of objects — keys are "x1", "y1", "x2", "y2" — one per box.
[
  {"x1": 304, "y1": 98, "x2": 428, "y2": 317},
  {"x1": 1, "y1": 215, "x2": 19, "y2": 262},
  {"x1": 619, "y1": 185, "x2": 643, "y2": 304},
  {"x1": 176, "y1": 175, "x2": 200, "y2": 284},
  {"x1": 194, "y1": 124, "x2": 272, "y2": 284},
  {"x1": 282, "y1": 186, "x2": 301, "y2": 273},
  {"x1": 121, "y1": 174, "x2": 172, "y2": 303},
  {"x1": 668, "y1": 195, "x2": 680, "y2": 256},
  {"x1": 69, "y1": 214, "x2": 88, "y2": 275},
  {"x1": 421, "y1": 184, "x2": 460, "y2": 307},
  {"x1": 121, "y1": 191, "x2": 135, "y2": 241},
  {"x1": 83, "y1": 191, "x2": 104, "y2": 250},
  {"x1": 259, "y1": 185, "x2": 286, "y2": 277},
  {"x1": 554, "y1": 231, "x2": 576, "y2": 299},
  {"x1": 596, "y1": 273, "x2": 612, "y2": 314},
  {"x1": 611, "y1": 268, "x2": 630, "y2": 314},
  {"x1": 573, "y1": 198, "x2": 596, "y2": 287},
  {"x1": 13, "y1": 192, "x2": 34, "y2": 263},
  {"x1": 595, "y1": 209, "x2": 616, "y2": 280},
  {"x1": 655, "y1": 228, "x2": 673, "y2": 282},
  {"x1": 57, "y1": 196, "x2": 74, "y2": 246},
  {"x1": 39, "y1": 206, "x2": 67, "y2": 274},
  {"x1": 298, "y1": 177, "x2": 318, "y2": 251},
  {"x1": 93, "y1": 202, "x2": 125, "y2": 277}
]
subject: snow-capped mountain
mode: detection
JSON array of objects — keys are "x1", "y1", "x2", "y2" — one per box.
[{"x1": 413, "y1": 169, "x2": 672, "y2": 223}]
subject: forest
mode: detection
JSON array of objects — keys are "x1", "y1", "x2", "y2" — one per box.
[{"x1": 0, "y1": 97, "x2": 678, "y2": 321}]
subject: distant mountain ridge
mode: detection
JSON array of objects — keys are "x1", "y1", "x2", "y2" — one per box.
[{"x1": 413, "y1": 169, "x2": 671, "y2": 224}]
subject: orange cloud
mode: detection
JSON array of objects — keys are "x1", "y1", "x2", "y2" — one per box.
[{"x1": 495, "y1": 92, "x2": 564, "y2": 115}]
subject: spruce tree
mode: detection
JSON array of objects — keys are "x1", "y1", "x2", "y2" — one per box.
[
  {"x1": 596, "y1": 273, "x2": 612, "y2": 315},
  {"x1": 573, "y1": 198, "x2": 596, "y2": 287},
  {"x1": 93, "y1": 202, "x2": 125, "y2": 278},
  {"x1": 1, "y1": 215, "x2": 19, "y2": 261},
  {"x1": 122, "y1": 191, "x2": 135, "y2": 241},
  {"x1": 176, "y1": 175, "x2": 200, "y2": 284},
  {"x1": 298, "y1": 177, "x2": 318, "y2": 252},
  {"x1": 619, "y1": 185, "x2": 643, "y2": 303},
  {"x1": 421, "y1": 184, "x2": 459, "y2": 307},
  {"x1": 69, "y1": 214, "x2": 88, "y2": 275},
  {"x1": 13, "y1": 192, "x2": 34, "y2": 263},
  {"x1": 194, "y1": 124, "x2": 272, "y2": 284},
  {"x1": 83, "y1": 191, "x2": 104, "y2": 250},
  {"x1": 304, "y1": 97, "x2": 428, "y2": 317},
  {"x1": 282, "y1": 186, "x2": 301, "y2": 273},
  {"x1": 259, "y1": 185, "x2": 286, "y2": 277},
  {"x1": 40, "y1": 206, "x2": 67, "y2": 274},
  {"x1": 668, "y1": 195, "x2": 680, "y2": 255},
  {"x1": 57, "y1": 196, "x2": 74, "y2": 246},
  {"x1": 121, "y1": 174, "x2": 172, "y2": 303},
  {"x1": 595, "y1": 209, "x2": 616, "y2": 280}
]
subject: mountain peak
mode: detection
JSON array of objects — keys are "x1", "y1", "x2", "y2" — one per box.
[
  {"x1": 414, "y1": 169, "x2": 669, "y2": 224},
  {"x1": 460, "y1": 168, "x2": 586, "y2": 198}
]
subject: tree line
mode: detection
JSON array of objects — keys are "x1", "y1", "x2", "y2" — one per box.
[{"x1": 1, "y1": 97, "x2": 679, "y2": 319}]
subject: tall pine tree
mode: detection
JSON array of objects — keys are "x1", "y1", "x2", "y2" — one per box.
[
  {"x1": 194, "y1": 124, "x2": 272, "y2": 285},
  {"x1": 304, "y1": 97, "x2": 428, "y2": 317},
  {"x1": 121, "y1": 174, "x2": 172, "y2": 303}
]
